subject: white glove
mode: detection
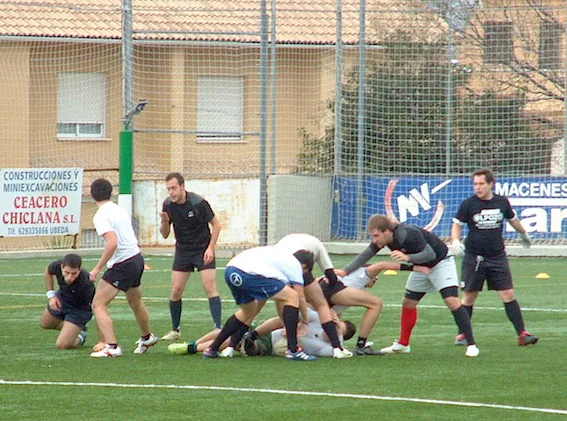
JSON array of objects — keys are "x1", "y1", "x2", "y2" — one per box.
[
  {"x1": 449, "y1": 239, "x2": 465, "y2": 257},
  {"x1": 519, "y1": 233, "x2": 532, "y2": 248}
]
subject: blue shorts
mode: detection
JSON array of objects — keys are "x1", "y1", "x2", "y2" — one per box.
[
  {"x1": 48, "y1": 292, "x2": 92, "y2": 329},
  {"x1": 225, "y1": 266, "x2": 287, "y2": 305}
]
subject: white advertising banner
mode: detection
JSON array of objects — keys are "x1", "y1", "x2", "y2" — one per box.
[{"x1": 0, "y1": 168, "x2": 83, "y2": 237}]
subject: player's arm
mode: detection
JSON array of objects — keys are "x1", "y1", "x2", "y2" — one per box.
[
  {"x1": 341, "y1": 243, "x2": 380, "y2": 276},
  {"x1": 390, "y1": 228, "x2": 434, "y2": 264},
  {"x1": 509, "y1": 217, "x2": 532, "y2": 248},
  {"x1": 44, "y1": 264, "x2": 61, "y2": 310},
  {"x1": 90, "y1": 231, "x2": 118, "y2": 281},
  {"x1": 159, "y1": 210, "x2": 171, "y2": 239},
  {"x1": 365, "y1": 261, "x2": 430, "y2": 278},
  {"x1": 204, "y1": 216, "x2": 222, "y2": 264}
]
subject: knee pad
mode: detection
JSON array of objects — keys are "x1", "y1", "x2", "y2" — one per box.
[
  {"x1": 440, "y1": 286, "x2": 459, "y2": 299},
  {"x1": 404, "y1": 290, "x2": 426, "y2": 301}
]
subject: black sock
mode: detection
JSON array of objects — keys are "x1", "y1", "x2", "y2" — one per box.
[
  {"x1": 324, "y1": 268, "x2": 338, "y2": 284},
  {"x1": 356, "y1": 337, "x2": 367, "y2": 349},
  {"x1": 169, "y1": 299, "x2": 182, "y2": 331},
  {"x1": 282, "y1": 305, "x2": 299, "y2": 352},
  {"x1": 208, "y1": 296, "x2": 222, "y2": 329},
  {"x1": 141, "y1": 334, "x2": 150, "y2": 341},
  {"x1": 452, "y1": 306, "x2": 475, "y2": 345},
  {"x1": 458, "y1": 305, "x2": 473, "y2": 335},
  {"x1": 322, "y1": 321, "x2": 342, "y2": 349},
  {"x1": 208, "y1": 314, "x2": 246, "y2": 352},
  {"x1": 229, "y1": 322, "x2": 250, "y2": 348},
  {"x1": 504, "y1": 300, "x2": 525, "y2": 335}
]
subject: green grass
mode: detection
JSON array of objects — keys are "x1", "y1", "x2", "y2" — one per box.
[{"x1": 0, "y1": 255, "x2": 565, "y2": 420}]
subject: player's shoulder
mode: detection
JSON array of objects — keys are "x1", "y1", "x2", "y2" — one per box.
[
  {"x1": 47, "y1": 260, "x2": 63, "y2": 274},
  {"x1": 162, "y1": 197, "x2": 173, "y2": 207},
  {"x1": 187, "y1": 192, "x2": 204, "y2": 205}
]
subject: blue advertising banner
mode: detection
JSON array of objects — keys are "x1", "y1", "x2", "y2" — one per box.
[{"x1": 332, "y1": 176, "x2": 567, "y2": 240}]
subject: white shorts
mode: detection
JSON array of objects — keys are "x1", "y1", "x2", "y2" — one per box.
[{"x1": 405, "y1": 256, "x2": 458, "y2": 293}]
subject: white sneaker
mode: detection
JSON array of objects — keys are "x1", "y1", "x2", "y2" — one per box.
[
  {"x1": 161, "y1": 330, "x2": 180, "y2": 341},
  {"x1": 134, "y1": 333, "x2": 159, "y2": 354},
  {"x1": 220, "y1": 346, "x2": 235, "y2": 358},
  {"x1": 333, "y1": 347, "x2": 353, "y2": 359},
  {"x1": 465, "y1": 344, "x2": 480, "y2": 358},
  {"x1": 380, "y1": 341, "x2": 411, "y2": 354},
  {"x1": 90, "y1": 344, "x2": 123, "y2": 358}
]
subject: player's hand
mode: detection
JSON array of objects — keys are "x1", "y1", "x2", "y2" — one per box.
[
  {"x1": 449, "y1": 239, "x2": 465, "y2": 257},
  {"x1": 413, "y1": 265, "x2": 431, "y2": 275},
  {"x1": 93, "y1": 342, "x2": 106, "y2": 352},
  {"x1": 520, "y1": 233, "x2": 532, "y2": 248},
  {"x1": 160, "y1": 212, "x2": 170, "y2": 224},
  {"x1": 335, "y1": 269, "x2": 347, "y2": 278},
  {"x1": 330, "y1": 309, "x2": 340, "y2": 324},
  {"x1": 49, "y1": 296, "x2": 62, "y2": 311},
  {"x1": 204, "y1": 247, "x2": 215, "y2": 265},
  {"x1": 390, "y1": 250, "x2": 409, "y2": 262},
  {"x1": 89, "y1": 268, "x2": 101, "y2": 282}
]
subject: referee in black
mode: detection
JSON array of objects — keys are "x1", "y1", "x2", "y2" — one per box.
[
  {"x1": 451, "y1": 168, "x2": 538, "y2": 347},
  {"x1": 160, "y1": 172, "x2": 223, "y2": 341}
]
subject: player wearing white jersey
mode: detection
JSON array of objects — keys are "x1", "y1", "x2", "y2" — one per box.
[
  {"x1": 274, "y1": 234, "x2": 353, "y2": 359},
  {"x1": 88, "y1": 178, "x2": 158, "y2": 357}
]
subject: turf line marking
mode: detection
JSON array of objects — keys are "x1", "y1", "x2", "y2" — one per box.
[
  {"x1": 0, "y1": 292, "x2": 566, "y2": 313},
  {"x1": 0, "y1": 379, "x2": 565, "y2": 415}
]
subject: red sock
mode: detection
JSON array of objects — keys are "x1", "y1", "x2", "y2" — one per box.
[{"x1": 399, "y1": 307, "x2": 417, "y2": 346}]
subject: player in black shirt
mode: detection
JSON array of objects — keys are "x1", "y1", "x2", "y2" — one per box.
[
  {"x1": 339, "y1": 214, "x2": 479, "y2": 357},
  {"x1": 451, "y1": 168, "x2": 538, "y2": 346},
  {"x1": 160, "y1": 172, "x2": 223, "y2": 340},
  {"x1": 40, "y1": 253, "x2": 94, "y2": 349}
]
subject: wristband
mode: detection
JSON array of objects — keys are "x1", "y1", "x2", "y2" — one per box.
[
  {"x1": 46, "y1": 290, "x2": 56, "y2": 299},
  {"x1": 400, "y1": 264, "x2": 413, "y2": 271}
]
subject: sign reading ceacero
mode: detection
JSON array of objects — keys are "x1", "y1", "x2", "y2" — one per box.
[
  {"x1": 0, "y1": 168, "x2": 83, "y2": 237},
  {"x1": 332, "y1": 176, "x2": 567, "y2": 240}
]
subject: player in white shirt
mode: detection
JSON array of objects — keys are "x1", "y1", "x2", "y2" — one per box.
[
  {"x1": 202, "y1": 246, "x2": 317, "y2": 361},
  {"x1": 88, "y1": 178, "x2": 158, "y2": 357},
  {"x1": 274, "y1": 234, "x2": 353, "y2": 359}
]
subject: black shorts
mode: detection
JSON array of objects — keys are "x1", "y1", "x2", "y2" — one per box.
[
  {"x1": 173, "y1": 250, "x2": 215, "y2": 272},
  {"x1": 48, "y1": 292, "x2": 92, "y2": 329},
  {"x1": 318, "y1": 278, "x2": 347, "y2": 308},
  {"x1": 102, "y1": 253, "x2": 144, "y2": 291},
  {"x1": 461, "y1": 253, "x2": 513, "y2": 292}
]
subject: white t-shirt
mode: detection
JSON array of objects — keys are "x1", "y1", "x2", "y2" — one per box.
[
  {"x1": 93, "y1": 201, "x2": 140, "y2": 268},
  {"x1": 227, "y1": 246, "x2": 304, "y2": 286},
  {"x1": 274, "y1": 233, "x2": 334, "y2": 271},
  {"x1": 272, "y1": 308, "x2": 342, "y2": 357}
]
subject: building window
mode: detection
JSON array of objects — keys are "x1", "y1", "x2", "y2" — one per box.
[
  {"x1": 197, "y1": 76, "x2": 244, "y2": 142},
  {"x1": 484, "y1": 22, "x2": 513, "y2": 65},
  {"x1": 539, "y1": 21, "x2": 562, "y2": 70},
  {"x1": 58, "y1": 72, "x2": 106, "y2": 139}
]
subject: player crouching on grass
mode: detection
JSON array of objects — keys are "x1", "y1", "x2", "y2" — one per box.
[{"x1": 40, "y1": 253, "x2": 94, "y2": 349}]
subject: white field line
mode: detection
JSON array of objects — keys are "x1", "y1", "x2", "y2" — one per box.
[
  {"x1": 0, "y1": 291, "x2": 566, "y2": 313},
  {"x1": 0, "y1": 380, "x2": 565, "y2": 415}
]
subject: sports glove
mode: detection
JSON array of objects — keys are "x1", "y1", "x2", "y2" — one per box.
[
  {"x1": 449, "y1": 239, "x2": 465, "y2": 257},
  {"x1": 519, "y1": 233, "x2": 532, "y2": 248}
]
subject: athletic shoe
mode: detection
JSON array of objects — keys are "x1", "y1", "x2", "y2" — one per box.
[
  {"x1": 465, "y1": 344, "x2": 480, "y2": 358},
  {"x1": 90, "y1": 345, "x2": 123, "y2": 358},
  {"x1": 518, "y1": 331, "x2": 539, "y2": 346},
  {"x1": 168, "y1": 342, "x2": 189, "y2": 355},
  {"x1": 203, "y1": 347, "x2": 220, "y2": 359},
  {"x1": 77, "y1": 330, "x2": 87, "y2": 347},
  {"x1": 220, "y1": 346, "x2": 235, "y2": 358},
  {"x1": 333, "y1": 347, "x2": 353, "y2": 359},
  {"x1": 134, "y1": 333, "x2": 158, "y2": 354},
  {"x1": 285, "y1": 347, "x2": 317, "y2": 361},
  {"x1": 354, "y1": 345, "x2": 384, "y2": 356},
  {"x1": 380, "y1": 341, "x2": 411, "y2": 354},
  {"x1": 454, "y1": 333, "x2": 467, "y2": 346},
  {"x1": 161, "y1": 330, "x2": 180, "y2": 341}
]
